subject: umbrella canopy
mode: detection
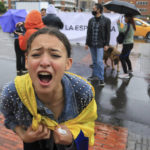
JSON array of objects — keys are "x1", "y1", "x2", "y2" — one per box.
[
  {"x1": 0, "y1": 9, "x2": 27, "y2": 33},
  {"x1": 104, "y1": 0, "x2": 141, "y2": 16}
]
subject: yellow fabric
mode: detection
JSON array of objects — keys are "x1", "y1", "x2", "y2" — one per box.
[{"x1": 15, "y1": 73, "x2": 97, "y2": 145}]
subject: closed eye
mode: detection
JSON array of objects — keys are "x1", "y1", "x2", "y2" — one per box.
[
  {"x1": 32, "y1": 54, "x2": 40, "y2": 57},
  {"x1": 51, "y1": 54, "x2": 61, "y2": 58}
]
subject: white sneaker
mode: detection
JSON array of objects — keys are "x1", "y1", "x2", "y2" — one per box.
[{"x1": 118, "y1": 73, "x2": 130, "y2": 79}]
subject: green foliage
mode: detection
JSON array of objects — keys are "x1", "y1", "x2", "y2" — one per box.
[{"x1": 0, "y1": 2, "x2": 6, "y2": 14}]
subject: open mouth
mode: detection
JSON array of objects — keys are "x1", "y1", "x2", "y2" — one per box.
[{"x1": 38, "y1": 72, "x2": 52, "y2": 83}]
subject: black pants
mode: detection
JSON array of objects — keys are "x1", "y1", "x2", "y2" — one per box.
[
  {"x1": 119, "y1": 43, "x2": 133, "y2": 73},
  {"x1": 23, "y1": 136, "x2": 76, "y2": 150},
  {"x1": 24, "y1": 140, "x2": 50, "y2": 150},
  {"x1": 14, "y1": 39, "x2": 26, "y2": 71},
  {"x1": 23, "y1": 132, "x2": 65, "y2": 150}
]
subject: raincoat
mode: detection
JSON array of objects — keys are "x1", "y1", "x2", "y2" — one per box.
[{"x1": 19, "y1": 10, "x2": 45, "y2": 51}]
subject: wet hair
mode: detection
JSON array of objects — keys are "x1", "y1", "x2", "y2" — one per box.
[
  {"x1": 125, "y1": 14, "x2": 136, "y2": 31},
  {"x1": 26, "y1": 27, "x2": 71, "y2": 58},
  {"x1": 95, "y1": 3, "x2": 103, "y2": 14}
]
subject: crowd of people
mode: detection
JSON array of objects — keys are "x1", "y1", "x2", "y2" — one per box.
[
  {"x1": 85, "y1": 3, "x2": 135, "y2": 86},
  {"x1": 0, "y1": 3, "x2": 135, "y2": 150}
]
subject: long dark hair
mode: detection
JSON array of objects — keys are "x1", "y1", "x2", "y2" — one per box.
[{"x1": 125, "y1": 15, "x2": 136, "y2": 31}]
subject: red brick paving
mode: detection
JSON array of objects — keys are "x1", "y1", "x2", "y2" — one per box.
[
  {"x1": 89, "y1": 122, "x2": 128, "y2": 150},
  {"x1": 0, "y1": 114, "x2": 128, "y2": 150},
  {"x1": 0, "y1": 115, "x2": 23, "y2": 150}
]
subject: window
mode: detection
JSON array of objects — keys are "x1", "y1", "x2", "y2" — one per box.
[
  {"x1": 136, "y1": 1, "x2": 148, "y2": 5},
  {"x1": 139, "y1": 8, "x2": 147, "y2": 12},
  {"x1": 135, "y1": 20, "x2": 143, "y2": 26}
]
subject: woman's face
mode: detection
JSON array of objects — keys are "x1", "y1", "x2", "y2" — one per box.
[{"x1": 25, "y1": 34, "x2": 72, "y2": 95}]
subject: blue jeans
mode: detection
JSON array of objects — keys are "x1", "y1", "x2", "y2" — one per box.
[{"x1": 90, "y1": 47, "x2": 104, "y2": 81}]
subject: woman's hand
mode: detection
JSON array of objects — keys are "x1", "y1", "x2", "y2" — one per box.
[
  {"x1": 15, "y1": 124, "x2": 50, "y2": 143},
  {"x1": 53, "y1": 125, "x2": 73, "y2": 145}
]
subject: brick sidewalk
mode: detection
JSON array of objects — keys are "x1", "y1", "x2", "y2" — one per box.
[
  {"x1": 0, "y1": 114, "x2": 128, "y2": 150},
  {"x1": 0, "y1": 115, "x2": 23, "y2": 150}
]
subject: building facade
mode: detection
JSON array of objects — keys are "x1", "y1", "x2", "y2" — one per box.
[
  {"x1": 1, "y1": 0, "x2": 96, "y2": 11},
  {"x1": 98, "y1": 0, "x2": 150, "y2": 17},
  {"x1": 1, "y1": 0, "x2": 15, "y2": 9},
  {"x1": 2, "y1": 0, "x2": 149, "y2": 16},
  {"x1": 78, "y1": 0, "x2": 95, "y2": 11},
  {"x1": 52, "y1": 0, "x2": 76, "y2": 11},
  {"x1": 1, "y1": 0, "x2": 76, "y2": 11}
]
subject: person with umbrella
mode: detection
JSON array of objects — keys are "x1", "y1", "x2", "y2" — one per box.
[
  {"x1": 104, "y1": 0, "x2": 140, "y2": 79},
  {"x1": 117, "y1": 14, "x2": 136, "y2": 79}
]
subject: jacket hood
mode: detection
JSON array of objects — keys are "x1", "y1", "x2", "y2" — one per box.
[
  {"x1": 46, "y1": 4, "x2": 57, "y2": 14},
  {"x1": 25, "y1": 10, "x2": 45, "y2": 29}
]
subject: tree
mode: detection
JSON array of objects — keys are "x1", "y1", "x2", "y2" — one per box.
[{"x1": 0, "y1": 2, "x2": 6, "y2": 14}]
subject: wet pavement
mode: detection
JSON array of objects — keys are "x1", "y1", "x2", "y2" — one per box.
[
  {"x1": 70, "y1": 43, "x2": 150, "y2": 137},
  {"x1": 0, "y1": 29, "x2": 150, "y2": 149}
]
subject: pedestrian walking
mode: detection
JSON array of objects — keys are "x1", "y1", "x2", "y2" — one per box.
[
  {"x1": 42, "y1": 4, "x2": 64, "y2": 30},
  {"x1": 117, "y1": 14, "x2": 136, "y2": 79},
  {"x1": 85, "y1": 3, "x2": 111, "y2": 86},
  {"x1": 0, "y1": 27, "x2": 97, "y2": 150}
]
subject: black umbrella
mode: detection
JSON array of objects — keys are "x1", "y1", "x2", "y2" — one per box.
[{"x1": 104, "y1": 0, "x2": 141, "y2": 16}]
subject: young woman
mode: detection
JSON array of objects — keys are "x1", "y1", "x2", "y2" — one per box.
[
  {"x1": 118, "y1": 14, "x2": 136, "y2": 79},
  {"x1": 0, "y1": 27, "x2": 97, "y2": 150}
]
